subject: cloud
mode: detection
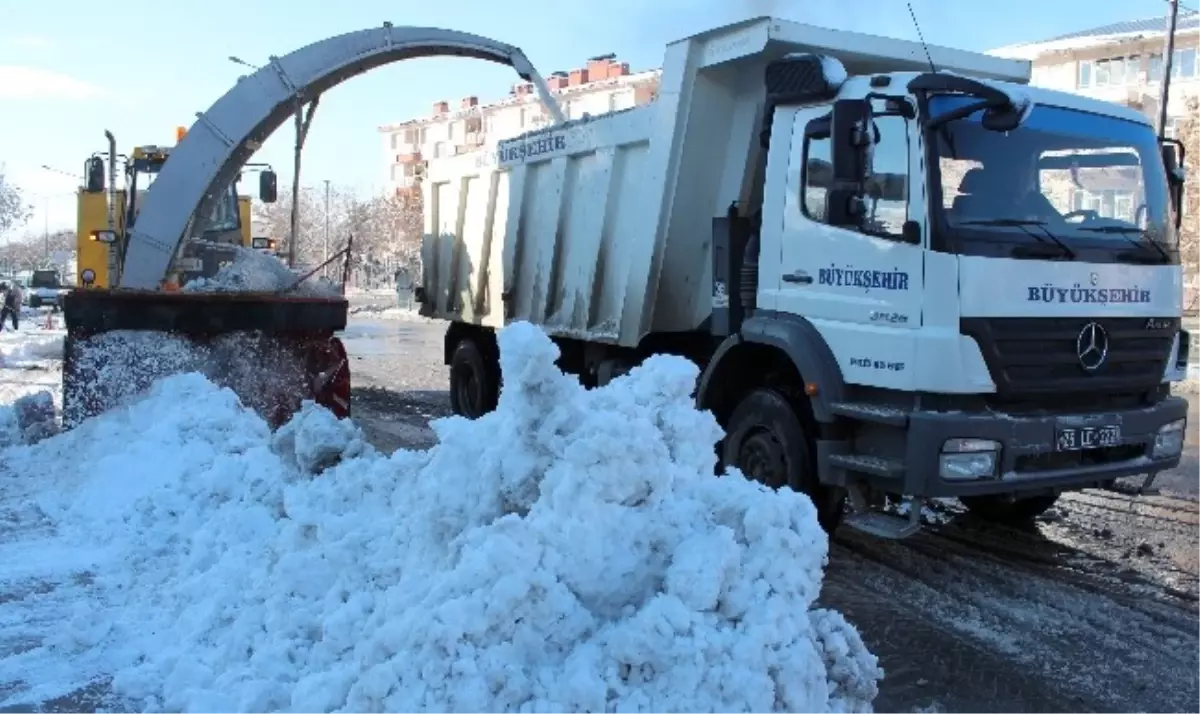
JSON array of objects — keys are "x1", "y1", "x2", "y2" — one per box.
[{"x1": 0, "y1": 65, "x2": 106, "y2": 101}]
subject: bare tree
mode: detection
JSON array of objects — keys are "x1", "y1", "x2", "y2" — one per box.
[
  {"x1": 0, "y1": 165, "x2": 32, "y2": 236},
  {"x1": 1177, "y1": 96, "x2": 1199, "y2": 313},
  {"x1": 252, "y1": 184, "x2": 425, "y2": 288},
  {"x1": 0, "y1": 229, "x2": 74, "y2": 273}
]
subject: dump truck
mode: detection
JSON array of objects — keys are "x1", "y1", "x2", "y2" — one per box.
[{"x1": 419, "y1": 16, "x2": 1191, "y2": 538}]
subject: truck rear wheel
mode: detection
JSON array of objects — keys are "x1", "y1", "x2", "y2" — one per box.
[
  {"x1": 722, "y1": 388, "x2": 844, "y2": 533},
  {"x1": 449, "y1": 337, "x2": 499, "y2": 419},
  {"x1": 960, "y1": 493, "x2": 1060, "y2": 524}
]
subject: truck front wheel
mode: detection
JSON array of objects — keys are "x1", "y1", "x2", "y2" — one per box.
[
  {"x1": 960, "y1": 493, "x2": 1060, "y2": 524},
  {"x1": 449, "y1": 337, "x2": 499, "y2": 419},
  {"x1": 722, "y1": 388, "x2": 844, "y2": 533}
]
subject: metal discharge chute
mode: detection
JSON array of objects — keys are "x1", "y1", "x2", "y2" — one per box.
[{"x1": 120, "y1": 23, "x2": 564, "y2": 290}]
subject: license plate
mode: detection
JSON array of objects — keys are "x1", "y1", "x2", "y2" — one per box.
[{"x1": 1056, "y1": 425, "x2": 1121, "y2": 452}]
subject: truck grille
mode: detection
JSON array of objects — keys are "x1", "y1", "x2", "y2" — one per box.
[{"x1": 960, "y1": 317, "x2": 1178, "y2": 399}]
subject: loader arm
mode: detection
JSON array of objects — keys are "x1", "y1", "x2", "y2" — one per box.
[{"x1": 120, "y1": 24, "x2": 565, "y2": 290}]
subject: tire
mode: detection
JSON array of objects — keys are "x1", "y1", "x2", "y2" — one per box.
[
  {"x1": 722, "y1": 388, "x2": 845, "y2": 533},
  {"x1": 960, "y1": 493, "x2": 1060, "y2": 524},
  {"x1": 449, "y1": 337, "x2": 499, "y2": 419}
]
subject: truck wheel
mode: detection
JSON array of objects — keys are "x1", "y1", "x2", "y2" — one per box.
[
  {"x1": 722, "y1": 388, "x2": 845, "y2": 533},
  {"x1": 960, "y1": 493, "x2": 1060, "y2": 524},
  {"x1": 449, "y1": 337, "x2": 499, "y2": 419}
]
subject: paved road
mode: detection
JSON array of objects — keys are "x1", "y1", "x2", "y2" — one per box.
[{"x1": 343, "y1": 314, "x2": 1200, "y2": 714}]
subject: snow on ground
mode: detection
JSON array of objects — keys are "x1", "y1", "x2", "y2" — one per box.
[
  {"x1": 182, "y1": 246, "x2": 341, "y2": 296},
  {"x1": 347, "y1": 304, "x2": 434, "y2": 323},
  {"x1": 0, "y1": 322, "x2": 880, "y2": 713},
  {"x1": 0, "y1": 320, "x2": 64, "y2": 372}
]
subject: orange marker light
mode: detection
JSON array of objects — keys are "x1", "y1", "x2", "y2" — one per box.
[
  {"x1": 175, "y1": 126, "x2": 187, "y2": 142},
  {"x1": 804, "y1": 382, "x2": 820, "y2": 396}
]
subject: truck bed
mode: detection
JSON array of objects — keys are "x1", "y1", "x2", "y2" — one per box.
[{"x1": 421, "y1": 107, "x2": 655, "y2": 346}]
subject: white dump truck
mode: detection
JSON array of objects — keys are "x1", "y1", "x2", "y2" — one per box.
[{"x1": 418, "y1": 16, "x2": 1191, "y2": 538}]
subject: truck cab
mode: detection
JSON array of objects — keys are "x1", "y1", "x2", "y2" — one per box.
[
  {"x1": 713, "y1": 56, "x2": 1188, "y2": 535},
  {"x1": 420, "y1": 17, "x2": 1190, "y2": 538}
]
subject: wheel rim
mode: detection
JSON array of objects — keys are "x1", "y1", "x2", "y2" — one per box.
[{"x1": 737, "y1": 428, "x2": 789, "y2": 489}]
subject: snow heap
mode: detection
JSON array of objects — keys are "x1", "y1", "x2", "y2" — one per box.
[
  {"x1": 1, "y1": 322, "x2": 880, "y2": 713},
  {"x1": 182, "y1": 245, "x2": 341, "y2": 296}
]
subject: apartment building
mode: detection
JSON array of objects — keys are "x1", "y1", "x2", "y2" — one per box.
[
  {"x1": 379, "y1": 54, "x2": 661, "y2": 197},
  {"x1": 990, "y1": 9, "x2": 1199, "y2": 135}
]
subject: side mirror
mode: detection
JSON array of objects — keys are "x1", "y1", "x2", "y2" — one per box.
[
  {"x1": 85, "y1": 157, "x2": 105, "y2": 193},
  {"x1": 259, "y1": 170, "x2": 278, "y2": 203},
  {"x1": 824, "y1": 98, "x2": 874, "y2": 227},
  {"x1": 1161, "y1": 139, "x2": 1185, "y2": 230}
]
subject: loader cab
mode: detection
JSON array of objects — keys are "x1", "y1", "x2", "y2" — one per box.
[{"x1": 126, "y1": 145, "x2": 244, "y2": 245}]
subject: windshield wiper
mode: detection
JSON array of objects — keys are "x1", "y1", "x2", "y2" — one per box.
[
  {"x1": 1076, "y1": 225, "x2": 1171, "y2": 264},
  {"x1": 958, "y1": 218, "x2": 1076, "y2": 260}
]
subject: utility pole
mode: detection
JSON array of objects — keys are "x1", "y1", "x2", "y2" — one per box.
[
  {"x1": 43, "y1": 198, "x2": 49, "y2": 265},
  {"x1": 230, "y1": 55, "x2": 318, "y2": 269},
  {"x1": 323, "y1": 179, "x2": 331, "y2": 278},
  {"x1": 1157, "y1": 0, "x2": 1180, "y2": 138}
]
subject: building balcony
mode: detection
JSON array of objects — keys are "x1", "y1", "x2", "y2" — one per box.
[{"x1": 395, "y1": 152, "x2": 423, "y2": 164}]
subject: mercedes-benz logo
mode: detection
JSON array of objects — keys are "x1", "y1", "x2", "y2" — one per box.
[{"x1": 1076, "y1": 322, "x2": 1109, "y2": 372}]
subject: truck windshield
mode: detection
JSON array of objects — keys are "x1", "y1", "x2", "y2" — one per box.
[
  {"x1": 192, "y1": 185, "x2": 241, "y2": 235},
  {"x1": 929, "y1": 95, "x2": 1176, "y2": 263},
  {"x1": 30, "y1": 270, "x2": 60, "y2": 288}
]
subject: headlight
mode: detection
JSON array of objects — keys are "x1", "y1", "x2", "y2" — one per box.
[
  {"x1": 1152, "y1": 418, "x2": 1186, "y2": 459},
  {"x1": 80, "y1": 269, "x2": 96, "y2": 285},
  {"x1": 939, "y1": 437, "x2": 1000, "y2": 481}
]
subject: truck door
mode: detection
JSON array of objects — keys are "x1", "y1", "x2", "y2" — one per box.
[{"x1": 772, "y1": 102, "x2": 925, "y2": 390}]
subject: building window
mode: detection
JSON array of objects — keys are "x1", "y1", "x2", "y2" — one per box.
[
  {"x1": 1124, "y1": 55, "x2": 1140, "y2": 83},
  {"x1": 1078, "y1": 60, "x2": 1093, "y2": 88},
  {"x1": 1150, "y1": 54, "x2": 1164, "y2": 82},
  {"x1": 1174, "y1": 47, "x2": 1197, "y2": 79},
  {"x1": 1073, "y1": 189, "x2": 1136, "y2": 222},
  {"x1": 801, "y1": 112, "x2": 909, "y2": 238}
]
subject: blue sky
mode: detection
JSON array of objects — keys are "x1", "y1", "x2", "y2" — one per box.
[{"x1": 0, "y1": 0, "x2": 1183, "y2": 239}]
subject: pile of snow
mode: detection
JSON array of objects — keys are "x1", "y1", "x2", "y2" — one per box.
[
  {"x1": 0, "y1": 331, "x2": 64, "y2": 369},
  {"x1": 1, "y1": 322, "x2": 880, "y2": 712},
  {"x1": 0, "y1": 390, "x2": 58, "y2": 448},
  {"x1": 182, "y1": 246, "x2": 341, "y2": 297}
]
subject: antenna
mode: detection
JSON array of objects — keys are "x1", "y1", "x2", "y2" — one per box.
[{"x1": 906, "y1": 2, "x2": 938, "y2": 74}]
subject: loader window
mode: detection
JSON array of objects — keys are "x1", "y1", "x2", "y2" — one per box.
[{"x1": 801, "y1": 113, "x2": 910, "y2": 238}]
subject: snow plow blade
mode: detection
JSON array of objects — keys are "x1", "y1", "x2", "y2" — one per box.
[{"x1": 61, "y1": 289, "x2": 351, "y2": 430}]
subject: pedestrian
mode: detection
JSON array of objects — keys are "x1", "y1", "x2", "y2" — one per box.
[{"x1": 0, "y1": 281, "x2": 21, "y2": 331}]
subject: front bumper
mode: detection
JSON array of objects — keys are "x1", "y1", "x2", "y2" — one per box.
[{"x1": 904, "y1": 396, "x2": 1189, "y2": 498}]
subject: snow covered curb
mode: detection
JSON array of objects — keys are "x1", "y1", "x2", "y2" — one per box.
[{"x1": 0, "y1": 322, "x2": 880, "y2": 712}]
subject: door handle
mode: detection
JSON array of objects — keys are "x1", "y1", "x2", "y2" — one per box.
[{"x1": 783, "y1": 271, "x2": 813, "y2": 284}]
